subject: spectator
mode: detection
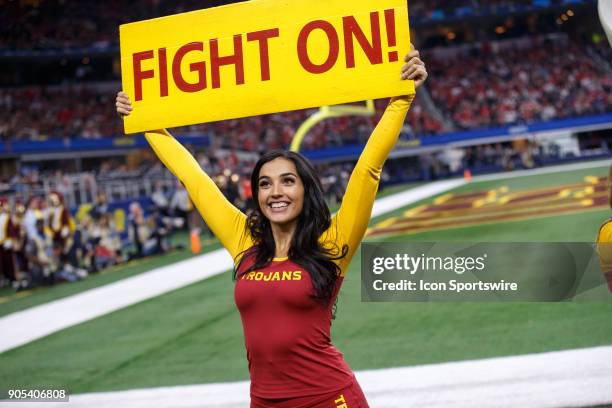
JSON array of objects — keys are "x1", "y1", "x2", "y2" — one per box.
[
  {"x1": 25, "y1": 211, "x2": 57, "y2": 286},
  {"x1": 68, "y1": 215, "x2": 96, "y2": 274},
  {"x1": 23, "y1": 196, "x2": 42, "y2": 240},
  {"x1": 47, "y1": 191, "x2": 83, "y2": 278},
  {"x1": 127, "y1": 201, "x2": 167, "y2": 258},
  {"x1": 151, "y1": 180, "x2": 170, "y2": 217},
  {"x1": 0, "y1": 197, "x2": 16, "y2": 287},
  {"x1": 170, "y1": 182, "x2": 194, "y2": 230},
  {"x1": 91, "y1": 213, "x2": 123, "y2": 269},
  {"x1": 89, "y1": 192, "x2": 109, "y2": 221},
  {"x1": 9, "y1": 200, "x2": 28, "y2": 289},
  {"x1": 128, "y1": 202, "x2": 147, "y2": 258}
]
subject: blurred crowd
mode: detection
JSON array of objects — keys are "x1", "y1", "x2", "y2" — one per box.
[
  {"x1": 0, "y1": 84, "x2": 120, "y2": 141},
  {"x1": 0, "y1": 190, "x2": 172, "y2": 291},
  {"x1": 2, "y1": 33, "x2": 610, "y2": 147},
  {"x1": 413, "y1": 138, "x2": 561, "y2": 182},
  {"x1": 0, "y1": 0, "x2": 586, "y2": 50},
  {"x1": 0, "y1": 187, "x2": 204, "y2": 292},
  {"x1": 1, "y1": 192, "x2": 97, "y2": 291},
  {"x1": 181, "y1": 97, "x2": 441, "y2": 152},
  {"x1": 0, "y1": 83, "x2": 441, "y2": 149},
  {"x1": 409, "y1": 0, "x2": 584, "y2": 21},
  {"x1": 428, "y1": 36, "x2": 612, "y2": 130}
]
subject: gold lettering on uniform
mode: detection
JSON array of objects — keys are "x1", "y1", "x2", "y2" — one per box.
[
  {"x1": 244, "y1": 270, "x2": 306, "y2": 282},
  {"x1": 334, "y1": 394, "x2": 347, "y2": 408}
]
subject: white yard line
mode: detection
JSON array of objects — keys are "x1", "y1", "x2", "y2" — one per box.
[
  {"x1": 7, "y1": 345, "x2": 612, "y2": 408},
  {"x1": 0, "y1": 159, "x2": 609, "y2": 354},
  {"x1": 0, "y1": 251, "x2": 233, "y2": 354}
]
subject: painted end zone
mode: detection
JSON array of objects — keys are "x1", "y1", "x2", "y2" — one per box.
[{"x1": 369, "y1": 176, "x2": 610, "y2": 238}]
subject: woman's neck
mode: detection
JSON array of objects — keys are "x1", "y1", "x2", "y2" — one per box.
[{"x1": 270, "y1": 221, "x2": 297, "y2": 258}]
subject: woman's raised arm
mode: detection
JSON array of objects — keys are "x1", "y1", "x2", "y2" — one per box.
[
  {"x1": 116, "y1": 92, "x2": 252, "y2": 260},
  {"x1": 329, "y1": 45, "x2": 427, "y2": 275}
]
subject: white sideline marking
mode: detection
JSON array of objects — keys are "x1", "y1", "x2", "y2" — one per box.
[
  {"x1": 0, "y1": 159, "x2": 608, "y2": 353},
  {"x1": 8, "y1": 346, "x2": 612, "y2": 408},
  {"x1": 0, "y1": 251, "x2": 233, "y2": 354}
]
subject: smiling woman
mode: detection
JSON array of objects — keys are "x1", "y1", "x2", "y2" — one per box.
[
  {"x1": 237, "y1": 150, "x2": 344, "y2": 311},
  {"x1": 256, "y1": 154, "x2": 305, "y2": 229},
  {"x1": 115, "y1": 44, "x2": 427, "y2": 408}
]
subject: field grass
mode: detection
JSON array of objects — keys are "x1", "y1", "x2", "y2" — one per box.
[{"x1": 1, "y1": 165, "x2": 611, "y2": 394}]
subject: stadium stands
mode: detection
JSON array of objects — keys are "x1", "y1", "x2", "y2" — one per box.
[
  {"x1": 0, "y1": 83, "x2": 442, "y2": 148},
  {"x1": 0, "y1": 0, "x2": 596, "y2": 50},
  {"x1": 2, "y1": 34, "x2": 609, "y2": 146},
  {"x1": 428, "y1": 34, "x2": 612, "y2": 130},
  {"x1": 1, "y1": 0, "x2": 608, "y2": 150}
]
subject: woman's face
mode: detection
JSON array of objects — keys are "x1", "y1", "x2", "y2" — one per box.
[{"x1": 257, "y1": 157, "x2": 304, "y2": 227}]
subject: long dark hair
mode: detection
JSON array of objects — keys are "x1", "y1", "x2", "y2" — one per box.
[{"x1": 234, "y1": 150, "x2": 347, "y2": 306}]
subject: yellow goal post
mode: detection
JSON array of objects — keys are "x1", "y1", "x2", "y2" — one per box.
[{"x1": 289, "y1": 100, "x2": 376, "y2": 153}]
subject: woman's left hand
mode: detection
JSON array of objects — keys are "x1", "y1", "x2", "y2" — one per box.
[{"x1": 401, "y1": 43, "x2": 428, "y2": 89}]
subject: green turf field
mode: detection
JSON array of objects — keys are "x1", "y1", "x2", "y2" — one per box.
[{"x1": 1, "y1": 165, "x2": 611, "y2": 393}]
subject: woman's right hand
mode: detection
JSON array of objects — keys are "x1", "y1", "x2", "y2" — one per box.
[
  {"x1": 116, "y1": 91, "x2": 133, "y2": 117},
  {"x1": 401, "y1": 43, "x2": 427, "y2": 89}
]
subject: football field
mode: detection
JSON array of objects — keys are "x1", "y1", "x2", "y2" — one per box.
[{"x1": 1, "y1": 161, "x2": 612, "y2": 407}]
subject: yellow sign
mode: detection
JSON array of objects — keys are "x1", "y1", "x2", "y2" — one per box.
[{"x1": 119, "y1": 0, "x2": 413, "y2": 134}]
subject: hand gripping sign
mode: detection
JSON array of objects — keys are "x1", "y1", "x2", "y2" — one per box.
[{"x1": 119, "y1": 0, "x2": 414, "y2": 134}]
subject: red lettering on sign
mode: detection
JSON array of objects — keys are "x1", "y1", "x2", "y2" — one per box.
[
  {"x1": 247, "y1": 28, "x2": 280, "y2": 81},
  {"x1": 130, "y1": 11, "x2": 398, "y2": 101},
  {"x1": 384, "y1": 9, "x2": 398, "y2": 62},
  {"x1": 343, "y1": 12, "x2": 383, "y2": 68},
  {"x1": 158, "y1": 47, "x2": 169, "y2": 97},
  {"x1": 133, "y1": 50, "x2": 154, "y2": 101},
  {"x1": 210, "y1": 35, "x2": 245, "y2": 89},
  {"x1": 297, "y1": 20, "x2": 339, "y2": 74},
  {"x1": 172, "y1": 42, "x2": 207, "y2": 93}
]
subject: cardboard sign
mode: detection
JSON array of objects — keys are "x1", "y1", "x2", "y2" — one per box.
[{"x1": 119, "y1": 0, "x2": 413, "y2": 134}]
